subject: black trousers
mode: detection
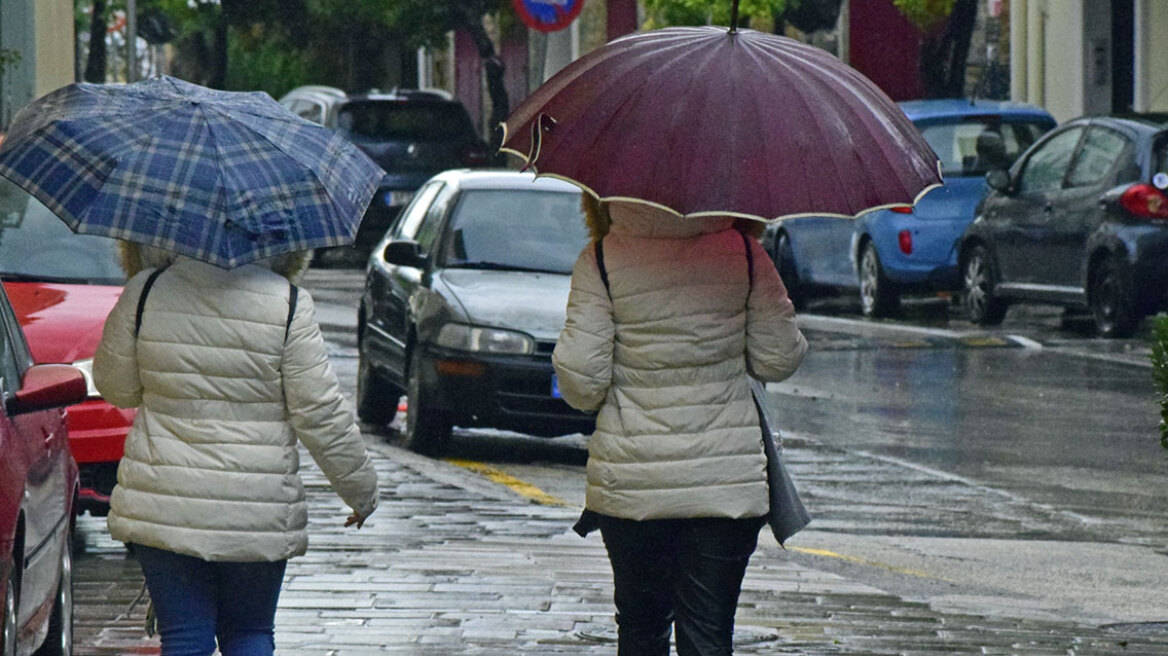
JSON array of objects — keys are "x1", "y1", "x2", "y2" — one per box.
[{"x1": 597, "y1": 514, "x2": 766, "y2": 656}]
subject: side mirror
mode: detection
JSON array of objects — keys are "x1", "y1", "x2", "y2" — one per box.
[
  {"x1": 382, "y1": 240, "x2": 428, "y2": 269},
  {"x1": 8, "y1": 364, "x2": 86, "y2": 416},
  {"x1": 985, "y1": 169, "x2": 1011, "y2": 193}
]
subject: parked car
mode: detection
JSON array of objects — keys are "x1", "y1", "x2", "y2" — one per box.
[
  {"x1": 959, "y1": 113, "x2": 1168, "y2": 338},
  {"x1": 278, "y1": 85, "x2": 491, "y2": 262},
  {"x1": 0, "y1": 177, "x2": 131, "y2": 516},
  {"x1": 0, "y1": 281, "x2": 87, "y2": 656},
  {"x1": 358, "y1": 169, "x2": 596, "y2": 454},
  {"x1": 764, "y1": 99, "x2": 1056, "y2": 316}
]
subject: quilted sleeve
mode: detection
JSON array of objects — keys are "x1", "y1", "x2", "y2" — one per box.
[
  {"x1": 93, "y1": 271, "x2": 149, "y2": 409},
  {"x1": 552, "y1": 245, "x2": 614, "y2": 412},
  {"x1": 281, "y1": 290, "x2": 380, "y2": 519},
  {"x1": 745, "y1": 238, "x2": 808, "y2": 382}
]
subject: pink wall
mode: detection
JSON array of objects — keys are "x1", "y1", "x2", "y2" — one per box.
[
  {"x1": 607, "y1": 0, "x2": 639, "y2": 41},
  {"x1": 847, "y1": 0, "x2": 923, "y2": 101}
]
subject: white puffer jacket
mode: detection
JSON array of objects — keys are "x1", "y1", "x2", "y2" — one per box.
[
  {"x1": 94, "y1": 255, "x2": 379, "y2": 562},
  {"x1": 553, "y1": 204, "x2": 808, "y2": 521}
]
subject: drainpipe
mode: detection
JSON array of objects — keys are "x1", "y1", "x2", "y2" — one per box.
[
  {"x1": 1026, "y1": 0, "x2": 1046, "y2": 107},
  {"x1": 1010, "y1": 0, "x2": 1028, "y2": 102}
]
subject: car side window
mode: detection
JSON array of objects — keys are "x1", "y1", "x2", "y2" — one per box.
[
  {"x1": 1065, "y1": 127, "x2": 1129, "y2": 188},
  {"x1": 415, "y1": 186, "x2": 456, "y2": 255},
  {"x1": 1017, "y1": 126, "x2": 1085, "y2": 194},
  {"x1": 395, "y1": 182, "x2": 444, "y2": 240}
]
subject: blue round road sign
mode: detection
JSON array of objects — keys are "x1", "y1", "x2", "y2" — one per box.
[{"x1": 512, "y1": 0, "x2": 584, "y2": 32}]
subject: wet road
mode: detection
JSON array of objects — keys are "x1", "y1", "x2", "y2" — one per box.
[{"x1": 71, "y1": 269, "x2": 1168, "y2": 646}]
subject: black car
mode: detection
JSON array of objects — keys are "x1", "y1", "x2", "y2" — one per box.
[
  {"x1": 278, "y1": 86, "x2": 491, "y2": 262},
  {"x1": 959, "y1": 114, "x2": 1168, "y2": 337},
  {"x1": 357, "y1": 169, "x2": 596, "y2": 454}
]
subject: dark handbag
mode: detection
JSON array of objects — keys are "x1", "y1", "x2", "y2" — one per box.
[{"x1": 750, "y1": 376, "x2": 810, "y2": 546}]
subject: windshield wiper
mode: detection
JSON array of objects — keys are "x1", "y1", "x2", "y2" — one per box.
[
  {"x1": 445, "y1": 260, "x2": 563, "y2": 274},
  {"x1": 0, "y1": 272, "x2": 109, "y2": 285}
]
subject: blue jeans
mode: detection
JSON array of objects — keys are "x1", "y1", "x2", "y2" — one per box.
[
  {"x1": 133, "y1": 544, "x2": 288, "y2": 656},
  {"x1": 597, "y1": 515, "x2": 765, "y2": 656}
]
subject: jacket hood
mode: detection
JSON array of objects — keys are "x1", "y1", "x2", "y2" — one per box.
[
  {"x1": 117, "y1": 242, "x2": 311, "y2": 282},
  {"x1": 605, "y1": 202, "x2": 735, "y2": 240}
]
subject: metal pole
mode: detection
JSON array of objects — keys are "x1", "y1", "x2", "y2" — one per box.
[{"x1": 126, "y1": 0, "x2": 137, "y2": 82}]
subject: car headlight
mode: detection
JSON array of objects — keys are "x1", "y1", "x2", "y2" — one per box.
[
  {"x1": 71, "y1": 358, "x2": 102, "y2": 398},
  {"x1": 434, "y1": 324, "x2": 534, "y2": 355}
]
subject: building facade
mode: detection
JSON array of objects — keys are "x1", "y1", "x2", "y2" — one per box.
[{"x1": 0, "y1": 0, "x2": 74, "y2": 130}]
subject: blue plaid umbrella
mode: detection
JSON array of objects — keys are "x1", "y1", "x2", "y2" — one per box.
[{"x1": 0, "y1": 76, "x2": 384, "y2": 268}]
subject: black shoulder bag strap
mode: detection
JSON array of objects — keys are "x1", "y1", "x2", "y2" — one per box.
[
  {"x1": 134, "y1": 265, "x2": 299, "y2": 344},
  {"x1": 594, "y1": 238, "x2": 611, "y2": 298},
  {"x1": 134, "y1": 266, "x2": 170, "y2": 338},
  {"x1": 285, "y1": 284, "x2": 299, "y2": 342}
]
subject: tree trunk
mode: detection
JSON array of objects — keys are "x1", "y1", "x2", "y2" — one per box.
[
  {"x1": 208, "y1": 16, "x2": 229, "y2": 89},
  {"x1": 84, "y1": 0, "x2": 108, "y2": 83},
  {"x1": 460, "y1": 12, "x2": 509, "y2": 165},
  {"x1": 918, "y1": 0, "x2": 978, "y2": 98}
]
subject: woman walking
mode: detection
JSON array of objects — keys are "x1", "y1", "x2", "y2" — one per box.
[
  {"x1": 94, "y1": 244, "x2": 380, "y2": 656},
  {"x1": 553, "y1": 198, "x2": 808, "y2": 655}
]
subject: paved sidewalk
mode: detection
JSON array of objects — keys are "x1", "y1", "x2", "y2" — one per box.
[{"x1": 74, "y1": 431, "x2": 1168, "y2": 655}]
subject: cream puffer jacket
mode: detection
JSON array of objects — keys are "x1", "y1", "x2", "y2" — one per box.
[
  {"x1": 94, "y1": 248, "x2": 379, "y2": 562},
  {"x1": 553, "y1": 203, "x2": 808, "y2": 521}
]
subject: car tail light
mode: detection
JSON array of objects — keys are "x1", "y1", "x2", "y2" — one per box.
[
  {"x1": 890, "y1": 206, "x2": 913, "y2": 214},
  {"x1": 898, "y1": 230, "x2": 913, "y2": 255},
  {"x1": 462, "y1": 144, "x2": 491, "y2": 166},
  {"x1": 1119, "y1": 184, "x2": 1168, "y2": 220}
]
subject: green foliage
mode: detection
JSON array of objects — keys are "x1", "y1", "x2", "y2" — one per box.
[
  {"x1": 383, "y1": 0, "x2": 509, "y2": 50},
  {"x1": 892, "y1": 0, "x2": 957, "y2": 31},
  {"x1": 642, "y1": 0, "x2": 789, "y2": 28},
  {"x1": 1149, "y1": 314, "x2": 1168, "y2": 449},
  {"x1": 226, "y1": 29, "x2": 314, "y2": 99}
]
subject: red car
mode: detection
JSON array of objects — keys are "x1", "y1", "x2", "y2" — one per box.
[
  {"x1": 0, "y1": 281, "x2": 87, "y2": 656},
  {"x1": 0, "y1": 179, "x2": 130, "y2": 516}
]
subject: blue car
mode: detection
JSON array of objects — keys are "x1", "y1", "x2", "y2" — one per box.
[{"x1": 763, "y1": 99, "x2": 1057, "y2": 317}]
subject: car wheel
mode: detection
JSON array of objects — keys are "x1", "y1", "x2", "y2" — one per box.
[
  {"x1": 859, "y1": 243, "x2": 900, "y2": 318},
  {"x1": 2, "y1": 559, "x2": 16, "y2": 656},
  {"x1": 1090, "y1": 255, "x2": 1139, "y2": 338},
  {"x1": 774, "y1": 232, "x2": 805, "y2": 310},
  {"x1": 403, "y1": 349, "x2": 452, "y2": 456},
  {"x1": 962, "y1": 244, "x2": 1008, "y2": 325},
  {"x1": 34, "y1": 531, "x2": 72, "y2": 656},
  {"x1": 356, "y1": 340, "x2": 401, "y2": 426}
]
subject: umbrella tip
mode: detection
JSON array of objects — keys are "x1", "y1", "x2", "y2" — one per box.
[{"x1": 729, "y1": 0, "x2": 740, "y2": 32}]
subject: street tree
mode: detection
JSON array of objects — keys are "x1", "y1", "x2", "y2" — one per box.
[
  {"x1": 894, "y1": 0, "x2": 979, "y2": 98},
  {"x1": 385, "y1": 0, "x2": 513, "y2": 161}
]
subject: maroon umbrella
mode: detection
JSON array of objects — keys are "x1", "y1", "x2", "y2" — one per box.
[{"x1": 501, "y1": 22, "x2": 942, "y2": 222}]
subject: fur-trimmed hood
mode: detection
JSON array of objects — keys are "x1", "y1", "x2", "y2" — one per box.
[{"x1": 117, "y1": 242, "x2": 311, "y2": 282}]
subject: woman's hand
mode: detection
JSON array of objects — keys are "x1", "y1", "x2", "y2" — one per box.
[{"x1": 344, "y1": 512, "x2": 367, "y2": 529}]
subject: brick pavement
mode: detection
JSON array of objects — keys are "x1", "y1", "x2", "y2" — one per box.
[{"x1": 73, "y1": 431, "x2": 1168, "y2": 655}]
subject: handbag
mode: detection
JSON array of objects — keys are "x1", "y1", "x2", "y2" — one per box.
[
  {"x1": 750, "y1": 376, "x2": 810, "y2": 546},
  {"x1": 740, "y1": 232, "x2": 810, "y2": 546}
]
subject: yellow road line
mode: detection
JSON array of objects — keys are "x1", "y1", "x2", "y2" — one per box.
[
  {"x1": 788, "y1": 546, "x2": 953, "y2": 582},
  {"x1": 445, "y1": 459, "x2": 571, "y2": 506}
]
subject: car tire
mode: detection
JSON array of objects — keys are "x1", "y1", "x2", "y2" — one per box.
[
  {"x1": 356, "y1": 340, "x2": 401, "y2": 426},
  {"x1": 859, "y1": 242, "x2": 900, "y2": 318},
  {"x1": 962, "y1": 244, "x2": 1008, "y2": 325},
  {"x1": 1090, "y1": 254, "x2": 1139, "y2": 338},
  {"x1": 2, "y1": 557, "x2": 16, "y2": 656},
  {"x1": 774, "y1": 232, "x2": 805, "y2": 310},
  {"x1": 403, "y1": 349, "x2": 452, "y2": 456},
  {"x1": 34, "y1": 530, "x2": 72, "y2": 656}
]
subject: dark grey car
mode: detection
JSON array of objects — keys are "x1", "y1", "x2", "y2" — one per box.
[
  {"x1": 278, "y1": 86, "x2": 490, "y2": 261},
  {"x1": 357, "y1": 169, "x2": 595, "y2": 454},
  {"x1": 959, "y1": 114, "x2": 1168, "y2": 337}
]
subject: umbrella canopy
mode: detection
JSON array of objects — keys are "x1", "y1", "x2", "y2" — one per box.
[
  {"x1": 0, "y1": 76, "x2": 384, "y2": 268},
  {"x1": 501, "y1": 26, "x2": 943, "y2": 222}
]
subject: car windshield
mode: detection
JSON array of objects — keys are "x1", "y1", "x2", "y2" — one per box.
[
  {"x1": 0, "y1": 178, "x2": 125, "y2": 285},
  {"x1": 337, "y1": 101, "x2": 475, "y2": 142},
  {"x1": 917, "y1": 117, "x2": 1053, "y2": 177},
  {"x1": 441, "y1": 189, "x2": 588, "y2": 275}
]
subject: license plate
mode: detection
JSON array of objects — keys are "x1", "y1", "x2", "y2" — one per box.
[
  {"x1": 551, "y1": 374, "x2": 562, "y2": 399},
  {"x1": 386, "y1": 190, "x2": 415, "y2": 207}
]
